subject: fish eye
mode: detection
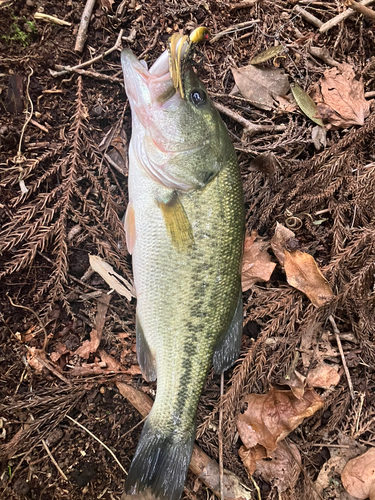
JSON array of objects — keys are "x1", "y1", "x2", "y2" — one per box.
[{"x1": 190, "y1": 89, "x2": 206, "y2": 106}]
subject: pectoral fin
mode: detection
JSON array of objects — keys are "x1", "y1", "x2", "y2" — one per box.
[
  {"x1": 213, "y1": 289, "x2": 243, "y2": 374},
  {"x1": 136, "y1": 314, "x2": 157, "y2": 382},
  {"x1": 124, "y1": 202, "x2": 136, "y2": 255},
  {"x1": 158, "y1": 195, "x2": 194, "y2": 252}
]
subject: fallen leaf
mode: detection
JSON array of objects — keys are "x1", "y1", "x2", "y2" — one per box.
[
  {"x1": 50, "y1": 342, "x2": 70, "y2": 363},
  {"x1": 249, "y1": 45, "x2": 284, "y2": 65},
  {"x1": 99, "y1": 350, "x2": 125, "y2": 372},
  {"x1": 236, "y1": 386, "x2": 324, "y2": 454},
  {"x1": 74, "y1": 294, "x2": 111, "y2": 359},
  {"x1": 75, "y1": 329, "x2": 102, "y2": 359},
  {"x1": 291, "y1": 83, "x2": 324, "y2": 127},
  {"x1": 281, "y1": 370, "x2": 306, "y2": 400},
  {"x1": 311, "y1": 63, "x2": 372, "y2": 129},
  {"x1": 231, "y1": 65, "x2": 290, "y2": 111},
  {"x1": 238, "y1": 444, "x2": 267, "y2": 476},
  {"x1": 311, "y1": 125, "x2": 327, "y2": 151},
  {"x1": 284, "y1": 250, "x2": 334, "y2": 307},
  {"x1": 255, "y1": 441, "x2": 301, "y2": 493},
  {"x1": 242, "y1": 231, "x2": 276, "y2": 292},
  {"x1": 270, "y1": 222, "x2": 298, "y2": 266},
  {"x1": 89, "y1": 255, "x2": 135, "y2": 300},
  {"x1": 274, "y1": 94, "x2": 297, "y2": 113},
  {"x1": 306, "y1": 362, "x2": 340, "y2": 389},
  {"x1": 315, "y1": 432, "x2": 366, "y2": 496},
  {"x1": 271, "y1": 223, "x2": 334, "y2": 307},
  {"x1": 26, "y1": 347, "x2": 44, "y2": 372},
  {"x1": 342, "y1": 448, "x2": 375, "y2": 500}
]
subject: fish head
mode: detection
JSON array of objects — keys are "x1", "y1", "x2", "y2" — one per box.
[{"x1": 122, "y1": 47, "x2": 232, "y2": 191}]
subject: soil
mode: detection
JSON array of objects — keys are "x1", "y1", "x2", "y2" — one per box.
[{"x1": 1, "y1": 1, "x2": 375, "y2": 500}]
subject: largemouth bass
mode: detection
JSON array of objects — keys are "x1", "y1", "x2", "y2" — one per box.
[{"x1": 121, "y1": 36, "x2": 245, "y2": 500}]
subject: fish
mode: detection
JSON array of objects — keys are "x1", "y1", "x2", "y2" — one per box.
[{"x1": 121, "y1": 34, "x2": 245, "y2": 500}]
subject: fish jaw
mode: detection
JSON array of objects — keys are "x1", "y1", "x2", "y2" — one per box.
[{"x1": 121, "y1": 49, "x2": 183, "y2": 126}]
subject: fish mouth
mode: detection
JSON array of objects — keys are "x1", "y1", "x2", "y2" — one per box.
[{"x1": 121, "y1": 48, "x2": 180, "y2": 107}]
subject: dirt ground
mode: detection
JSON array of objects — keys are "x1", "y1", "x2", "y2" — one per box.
[{"x1": 1, "y1": 1, "x2": 375, "y2": 499}]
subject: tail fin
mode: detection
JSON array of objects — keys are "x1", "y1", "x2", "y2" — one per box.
[{"x1": 124, "y1": 416, "x2": 195, "y2": 500}]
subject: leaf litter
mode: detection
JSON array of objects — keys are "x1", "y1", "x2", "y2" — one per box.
[
  {"x1": 311, "y1": 63, "x2": 372, "y2": 129},
  {"x1": 231, "y1": 64, "x2": 290, "y2": 110},
  {"x1": 1, "y1": 1, "x2": 375, "y2": 499}
]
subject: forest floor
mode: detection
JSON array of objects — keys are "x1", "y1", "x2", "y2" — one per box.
[{"x1": 0, "y1": 1, "x2": 374, "y2": 499}]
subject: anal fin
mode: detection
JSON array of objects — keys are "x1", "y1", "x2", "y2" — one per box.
[
  {"x1": 136, "y1": 314, "x2": 157, "y2": 382},
  {"x1": 213, "y1": 289, "x2": 243, "y2": 374}
]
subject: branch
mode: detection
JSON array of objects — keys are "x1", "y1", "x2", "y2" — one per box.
[
  {"x1": 214, "y1": 101, "x2": 286, "y2": 139},
  {"x1": 75, "y1": 0, "x2": 97, "y2": 53},
  {"x1": 345, "y1": 0, "x2": 375, "y2": 19},
  {"x1": 319, "y1": 0, "x2": 375, "y2": 33},
  {"x1": 293, "y1": 6, "x2": 323, "y2": 28}
]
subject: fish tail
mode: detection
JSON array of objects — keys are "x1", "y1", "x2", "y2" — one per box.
[{"x1": 124, "y1": 414, "x2": 195, "y2": 500}]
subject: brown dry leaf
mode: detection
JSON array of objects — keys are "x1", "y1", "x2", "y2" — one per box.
[
  {"x1": 242, "y1": 231, "x2": 276, "y2": 292},
  {"x1": 231, "y1": 65, "x2": 290, "y2": 111},
  {"x1": 271, "y1": 223, "x2": 334, "y2": 306},
  {"x1": 284, "y1": 250, "x2": 334, "y2": 307},
  {"x1": 26, "y1": 347, "x2": 44, "y2": 372},
  {"x1": 50, "y1": 342, "x2": 70, "y2": 363},
  {"x1": 306, "y1": 361, "x2": 340, "y2": 389},
  {"x1": 255, "y1": 441, "x2": 301, "y2": 493},
  {"x1": 270, "y1": 222, "x2": 297, "y2": 266},
  {"x1": 75, "y1": 328, "x2": 102, "y2": 359},
  {"x1": 75, "y1": 294, "x2": 111, "y2": 359},
  {"x1": 99, "y1": 350, "x2": 125, "y2": 371},
  {"x1": 311, "y1": 63, "x2": 372, "y2": 129},
  {"x1": 238, "y1": 444, "x2": 267, "y2": 476},
  {"x1": 281, "y1": 370, "x2": 306, "y2": 400},
  {"x1": 274, "y1": 94, "x2": 297, "y2": 113},
  {"x1": 236, "y1": 386, "x2": 324, "y2": 454},
  {"x1": 315, "y1": 432, "x2": 366, "y2": 497},
  {"x1": 342, "y1": 448, "x2": 375, "y2": 500}
]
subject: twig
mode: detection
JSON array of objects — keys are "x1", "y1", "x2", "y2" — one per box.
[
  {"x1": 52, "y1": 65, "x2": 123, "y2": 84},
  {"x1": 28, "y1": 349, "x2": 71, "y2": 385},
  {"x1": 229, "y1": 0, "x2": 258, "y2": 10},
  {"x1": 51, "y1": 29, "x2": 124, "y2": 77},
  {"x1": 17, "y1": 66, "x2": 34, "y2": 160},
  {"x1": 214, "y1": 101, "x2": 286, "y2": 139},
  {"x1": 116, "y1": 382, "x2": 253, "y2": 500},
  {"x1": 319, "y1": 0, "x2": 375, "y2": 33},
  {"x1": 310, "y1": 443, "x2": 351, "y2": 448},
  {"x1": 30, "y1": 118, "x2": 49, "y2": 133},
  {"x1": 308, "y1": 46, "x2": 340, "y2": 67},
  {"x1": 250, "y1": 475, "x2": 262, "y2": 500},
  {"x1": 345, "y1": 0, "x2": 375, "y2": 19},
  {"x1": 34, "y1": 13, "x2": 71, "y2": 26},
  {"x1": 42, "y1": 439, "x2": 68, "y2": 481},
  {"x1": 328, "y1": 315, "x2": 355, "y2": 400},
  {"x1": 7, "y1": 293, "x2": 48, "y2": 351},
  {"x1": 75, "y1": 0, "x2": 96, "y2": 53},
  {"x1": 293, "y1": 5, "x2": 323, "y2": 28},
  {"x1": 66, "y1": 415, "x2": 127, "y2": 475},
  {"x1": 210, "y1": 20, "x2": 260, "y2": 43},
  {"x1": 218, "y1": 372, "x2": 224, "y2": 500}
]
